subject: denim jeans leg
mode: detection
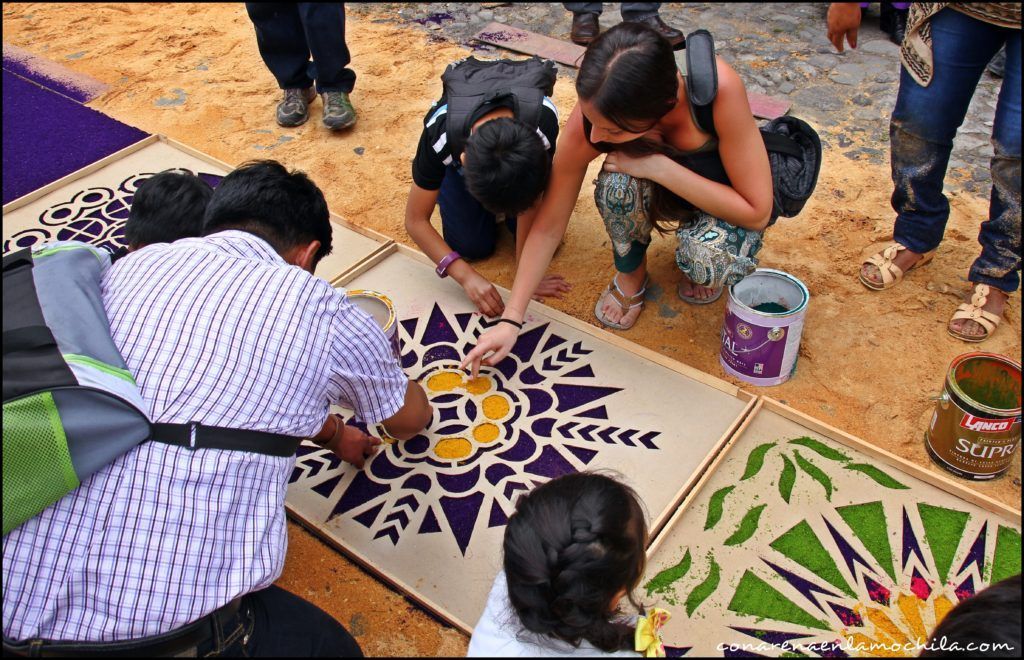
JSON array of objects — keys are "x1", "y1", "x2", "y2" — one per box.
[
  {"x1": 969, "y1": 29, "x2": 1022, "y2": 293},
  {"x1": 563, "y1": 3, "x2": 603, "y2": 16},
  {"x1": 620, "y1": 3, "x2": 662, "y2": 21},
  {"x1": 889, "y1": 9, "x2": 1004, "y2": 254},
  {"x1": 437, "y1": 165, "x2": 499, "y2": 261},
  {"x1": 245, "y1": 3, "x2": 314, "y2": 90},
  {"x1": 297, "y1": 3, "x2": 356, "y2": 94}
]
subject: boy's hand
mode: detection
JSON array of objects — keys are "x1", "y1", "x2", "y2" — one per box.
[
  {"x1": 532, "y1": 274, "x2": 573, "y2": 302},
  {"x1": 334, "y1": 423, "x2": 382, "y2": 469},
  {"x1": 827, "y1": 3, "x2": 862, "y2": 52},
  {"x1": 454, "y1": 268, "x2": 505, "y2": 318}
]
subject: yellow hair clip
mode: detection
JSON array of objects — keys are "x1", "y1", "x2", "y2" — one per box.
[{"x1": 634, "y1": 608, "x2": 671, "y2": 657}]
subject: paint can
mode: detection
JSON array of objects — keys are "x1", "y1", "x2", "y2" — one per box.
[
  {"x1": 347, "y1": 289, "x2": 401, "y2": 361},
  {"x1": 925, "y1": 352, "x2": 1021, "y2": 481},
  {"x1": 720, "y1": 268, "x2": 809, "y2": 386}
]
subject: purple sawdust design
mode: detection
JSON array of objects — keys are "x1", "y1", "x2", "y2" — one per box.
[
  {"x1": 531, "y1": 417, "x2": 556, "y2": 437},
  {"x1": 524, "y1": 445, "x2": 576, "y2": 479},
  {"x1": 464, "y1": 400, "x2": 478, "y2": 419},
  {"x1": 492, "y1": 356, "x2": 518, "y2": 380},
  {"x1": 823, "y1": 517, "x2": 876, "y2": 580},
  {"x1": 510, "y1": 324, "x2": 549, "y2": 362},
  {"x1": 564, "y1": 365, "x2": 595, "y2": 378},
  {"x1": 3, "y1": 44, "x2": 109, "y2": 102},
  {"x1": 955, "y1": 574, "x2": 976, "y2": 602},
  {"x1": 330, "y1": 472, "x2": 390, "y2": 520},
  {"x1": 312, "y1": 474, "x2": 343, "y2": 499},
  {"x1": 910, "y1": 568, "x2": 932, "y2": 601},
  {"x1": 523, "y1": 389, "x2": 554, "y2": 416},
  {"x1": 384, "y1": 510, "x2": 410, "y2": 528},
  {"x1": 827, "y1": 602, "x2": 864, "y2": 627},
  {"x1": 404, "y1": 436, "x2": 430, "y2": 456},
  {"x1": 478, "y1": 30, "x2": 527, "y2": 43},
  {"x1": 863, "y1": 575, "x2": 891, "y2": 607},
  {"x1": 375, "y1": 526, "x2": 401, "y2": 545},
  {"x1": 761, "y1": 559, "x2": 838, "y2": 614},
  {"x1": 369, "y1": 453, "x2": 412, "y2": 480},
  {"x1": 438, "y1": 467, "x2": 481, "y2": 493},
  {"x1": 422, "y1": 345, "x2": 460, "y2": 365},
  {"x1": 354, "y1": 502, "x2": 385, "y2": 529},
  {"x1": 198, "y1": 173, "x2": 223, "y2": 189},
  {"x1": 730, "y1": 627, "x2": 814, "y2": 645},
  {"x1": 504, "y1": 481, "x2": 529, "y2": 500},
  {"x1": 422, "y1": 303, "x2": 458, "y2": 344},
  {"x1": 2, "y1": 71, "x2": 148, "y2": 204},
  {"x1": 395, "y1": 494, "x2": 420, "y2": 512},
  {"x1": 955, "y1": 522, "x2": 987, "y2": 577},
  {"x1": 401, "y1": 318, "x2": 419, "y2": 337},
  {"x1": 486, "y1": 464, "x2": 515, "y2": 485},
  {"x1": 438, "y1": 407, "x2": 459, "y2": 423},
  {"x1": 440, "y1": 492, "x2": 485, "y2": 555},
  {"x1": 564, "y1": 445, "x2": 598, "y2": 465},
  {"x1": 431, "y1": 393, "x2": 460, "y2": 404},
  {"x1": 454, "y1": 313, "x2": 473, "y2": 331},
  {"x1": 577, "y1": 405, "x2": 609, "y2": 420},
  {"x1": 541, "y1": 334, "x2": 566, "y2": 352},
  {"x1": 413, "y1": 12, "x2": 453, "y2": 25},
  {"x1": 488, "y1": 501, "x2": 508, "y2": 528},
  {"x1": 520, "y1": 366, "x2": 545, "y2": 385},
  {"x1": 552, "y1": 384, "x2": 622, "y2": 412},
  {"x1": 902, "y1": 507, "x2": 926, "y2": 569},
  {"x1": 664, "y1": 645, "x2": 691, "y2": 657},
  {"x1": 419, "y1": 507, "x2": 441, "y2": 533},
  {"x1": 722, "y1": 648, "x2": 768, "y2": 658},
  {"x1": 496, "y1": 431, "x2": 537, "y2": 462},
  {"x1": 401, "y1": 351, "x2": 418, "y2": 369},
  {"x1": 434, "y1": 424, "x2": 470, "y2": 435}
]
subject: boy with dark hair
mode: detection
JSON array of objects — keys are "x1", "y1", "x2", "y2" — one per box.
[
  {"x1": 123, "y1": 170, "x2": 213, "y2": 251},
  {"x1": 405, "y1": 57, "x2": 571, "y2": 318}
]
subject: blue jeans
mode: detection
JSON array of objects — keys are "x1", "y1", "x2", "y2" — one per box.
[
  {"x1": 563, "y1": 3, "x2": 662, "y2": 21},
  {"x1": 890, "y1": 8, "x2": 1021, "y2": 292},
  {"x1": 438, "y1": 165, "x2": 516, "y2": 261}
]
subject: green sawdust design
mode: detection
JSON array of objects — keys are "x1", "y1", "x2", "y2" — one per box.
[
  {"x1": 991, "y1": 525, "x2": 1022, "y2": 584},
  {"x1": 741, "y1": 442, "x2": 777, "y2": 481},
  {"x1": 793, "y1": 450, "x2": 833, "y2": 501},
  {"x1": 705, "y1": 485, "x2": 735, "y2": 530},
  {"x1": 771, "y1": 520, "x2": 855, "y2": 597},
  {"x1": 645, "y1": 549, "x2": 691, "y2": 603},
  {"x1": 728, "y1": 570, "x2": 830, "y2": 631},
  {"x1": 778, "y1": 455, "x2": 796, "y2": 503},
  {"x1": 685, "y1": 555, "x2": 720, "y2": 616},
  {"x1": 725, "y1": 504, "x2": 767, "y2": 546},
  {"x1": 836, "y1": 502, "x2": 896, "y2": 582},
  {"x1": 844, "y1": 463, "x2": 909, "y2": 490},
  {"x1": 917, "y1": 503, "x2": 971, "y2": 584},
  {"x1": 788, "y1": 437, "x2": 851, "y2": 462}
]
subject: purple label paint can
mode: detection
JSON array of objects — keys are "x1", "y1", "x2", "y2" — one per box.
[
  {"x1": 347, "y1": 289, "x2": 401, "y2": 361},
  {"x1": 720, "y1": 269, "x2": 809, "y2": 387}
]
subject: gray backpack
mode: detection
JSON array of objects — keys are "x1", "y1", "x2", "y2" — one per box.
[{"x1": 2, "y1": 241, "x2": 302, "y2": 535}]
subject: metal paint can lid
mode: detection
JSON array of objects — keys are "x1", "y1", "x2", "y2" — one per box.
[{"x1": 347, "y1": 289, "x2": 397, "y2": 335}]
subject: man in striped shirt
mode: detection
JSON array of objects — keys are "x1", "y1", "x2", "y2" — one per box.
[{"x1": 2, "y1": 160, "x2": 431, "y2": 657}]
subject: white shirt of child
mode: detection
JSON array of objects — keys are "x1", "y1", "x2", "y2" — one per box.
[{"x1": 468, "y1": 571, "x2": 641, "y2": 658}]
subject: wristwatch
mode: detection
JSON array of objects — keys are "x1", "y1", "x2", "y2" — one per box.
[{"x1": 436, "y1": 251, "x2": 462, "y2": 278}]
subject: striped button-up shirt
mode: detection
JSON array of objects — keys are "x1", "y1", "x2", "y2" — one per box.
[{"x1": 2, "y1": 230, "x2": 408, "y2": 642}]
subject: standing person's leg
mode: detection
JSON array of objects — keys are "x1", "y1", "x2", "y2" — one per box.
[
  {"x1": 862, "y1": 8, "x2": 1003, "y2": 288},
  {"x1": 245, "y1": 3, "x2": 317, "y2": 127},
  {"x1": 593, "y1": 171, "x2": 655, "y2": 329},
  {"x1": 297, "y1": 2, "x2": 357, "y2": 130},
  {"x1": 438, "y1": 166, "x2": 500, "y2": 261},
  {"x1": 620, "y1": 3, "x2": 684, "y2": 48},
  {"x1": 564, "y1": 3, "x2": 603, "y2": 45},
  {"x1": 952, "y1": 28, "x2": 1021, "y2": 341},
  {"x1": 201, "y1": 585, "x2": 363, "y2": 657}
]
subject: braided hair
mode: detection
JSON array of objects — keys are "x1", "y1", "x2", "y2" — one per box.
[{"x1": 502, "y1": 472, "x2": 648, "y2": 652}]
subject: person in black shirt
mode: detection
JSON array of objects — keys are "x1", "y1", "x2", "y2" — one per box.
[{"x1": 405, "y1": 61, "x2": 571, "y2": 317}]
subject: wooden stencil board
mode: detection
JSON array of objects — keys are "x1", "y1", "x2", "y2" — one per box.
[
  {"x1": 642, "y1": 399, "x2": 1021, "y2": 657},
  {"x1": 473, "y1": 22, "x2": 791, "y2": 119},
  {"x1": 1, "y1": 136, "x2": 389, "y2": 284},
  {"x1": 285, "y1": 246, "x2": 753, "y2": 632}
]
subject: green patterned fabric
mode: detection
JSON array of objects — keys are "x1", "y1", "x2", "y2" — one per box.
[{"x1": 594, "y1": 170, "x2": 763, "y2": 286}]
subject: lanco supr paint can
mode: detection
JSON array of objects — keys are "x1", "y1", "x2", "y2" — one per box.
[
  {"x1": 925, "y1": 352, "x2": 1021, "y2": 480},
  {"x1": 347, "y1": 289, "x2": 401, "y2": 360},
  {"x1": 720, "y1": 269, "x2": 809, "y2": 387}
]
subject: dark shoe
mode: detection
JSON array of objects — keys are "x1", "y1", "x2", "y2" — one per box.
[
  {"x1": 276, "y1": 86, "x2": 316, "y2": 128},
  {"x1": 889, "y1": 10, "x2": 907, "y2": 45},
  {"x1": 322, "y1": 91, "x2": 356, "y2": 131},
  {"x1": 570, "y1": 12, "x2": 600, "y2": 45},
  {"x1": 987, "y1": 47, "x2": 1006, "y2": 78},
  {"x1": 632, "y1": 15, "x2": 685, "y2": 49}
]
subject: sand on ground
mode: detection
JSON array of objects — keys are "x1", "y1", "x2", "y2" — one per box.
[{"x1": 3, "y1": 3, "x2": 1020, "y2": 656}]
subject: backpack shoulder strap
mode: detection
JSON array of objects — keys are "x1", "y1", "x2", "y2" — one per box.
[
  {"x1": 684, "y1": 29, "x2": 718, "y2": 137},
  {"x1": 151, "y1": 422, "x2": 305, "y2": 457}
]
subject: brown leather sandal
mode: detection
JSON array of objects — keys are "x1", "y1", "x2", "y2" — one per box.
[
  {"x1": 594, "y1": 273, "x2": 649, "y2": 331},
  {"x1": 948, "y1": 283, "x2": 1004, "y2": 343},
  {"x1": 859, "y1": 244, "x2": 935, "y2": 291}
]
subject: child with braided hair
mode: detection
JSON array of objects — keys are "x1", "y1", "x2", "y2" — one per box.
[{"x1": 469, "y1": 472, "x2": 671, "y2": 657}]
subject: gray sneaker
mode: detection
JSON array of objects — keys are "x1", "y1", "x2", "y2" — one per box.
[
  {"x1": 276, "y1": 86, "x2": 316, "y2": 127},
  {"x1": 322, "y1": 91, "x2": 356, "y2": 131}
]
